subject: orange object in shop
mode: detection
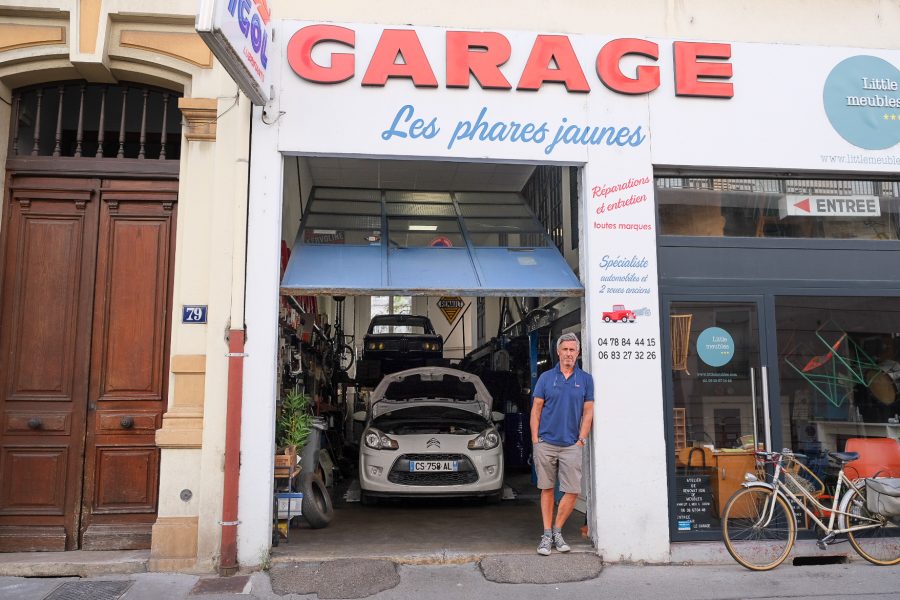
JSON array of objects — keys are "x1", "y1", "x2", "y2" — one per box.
[{"x1": 844, "y1": 438, "x2": 900, "y2": 479}]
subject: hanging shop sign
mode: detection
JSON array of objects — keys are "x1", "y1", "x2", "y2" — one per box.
[
  {"x1": 437, "y1": 296, "x2": 465, "y2": 324},
  {"x1": 779, "y1": 194, "x2": 881, "y2": 218},
  {"x1": 197, "y1": 0, "x2": 272, "y2": 105}
]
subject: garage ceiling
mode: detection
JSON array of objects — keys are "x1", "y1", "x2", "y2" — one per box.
[
  {"x1": 303, "y1": 157, "x2": 537, "y2": 192},
  {"x1": 281, "y1": 183, "x2": 584, "y2": 297}
]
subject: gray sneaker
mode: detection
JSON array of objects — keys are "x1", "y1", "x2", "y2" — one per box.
[
  {"x1": 553, "y1": 531, "x2": 570, "y2": 552},
  {"x1": 537, "y1": 534, "x2": 552, "y2": 556}
]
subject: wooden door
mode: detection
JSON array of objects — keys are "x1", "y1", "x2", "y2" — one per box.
[
  {"x1": 0, "y1": 176, "x2": 176, "y2": 551},
  {"x1": 79, "y1": 179, "x2": 176, "y2": 550},
  {"x1": 0, "y1": 176, "x2": 99, "y2": 551}
]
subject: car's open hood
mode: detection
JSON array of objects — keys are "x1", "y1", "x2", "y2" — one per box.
[{"x1": 368, "y1": 367, "x2": 492, "y2": 420}]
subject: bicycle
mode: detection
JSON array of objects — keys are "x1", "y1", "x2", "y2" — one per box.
[
  {"x1": 721, "y1": 449, "x2": 900, "y2": 570},
  {"x1": 321, "y1": 296, "x2": 355, "y2": 378}
]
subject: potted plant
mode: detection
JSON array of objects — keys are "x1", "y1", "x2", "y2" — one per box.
[{"x1": 275, "y1": 389, "x2": 312, "y2": 478}]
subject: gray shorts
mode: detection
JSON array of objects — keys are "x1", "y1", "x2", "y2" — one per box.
[{"x1": 534, "y1": 440, "x2": 583, "y2": 494}]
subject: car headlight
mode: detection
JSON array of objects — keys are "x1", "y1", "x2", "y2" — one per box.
[
  {"x1": 363, "y1": 428, "x2": 398, "y2": 450},
  {"x1": 367, "y1": 342, "x2": 376, "y2": 350},
  {"x1": 468, "y1": 428, "x2": 501, "y2": 450}
]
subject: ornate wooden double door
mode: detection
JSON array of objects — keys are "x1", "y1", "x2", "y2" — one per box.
[{"x1": 0, "y1": 175, "x2": 176, "y2": 551}]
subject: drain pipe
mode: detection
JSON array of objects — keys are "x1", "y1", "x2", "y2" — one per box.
[
  {"x1": 220, "y1": 95, "x2": 253, "y2": 576},
  {"x1": 220, "y1": 328, "x2": 246, "y2": 576}
]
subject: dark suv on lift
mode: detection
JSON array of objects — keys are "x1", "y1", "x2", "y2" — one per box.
[{"x1": 356, "y1": 315, "x2": 447, "y2": 387}]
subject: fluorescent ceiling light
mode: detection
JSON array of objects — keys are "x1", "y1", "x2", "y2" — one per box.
[{"x1": 409, "y1": 225, "x2": 438, "y2": 231}]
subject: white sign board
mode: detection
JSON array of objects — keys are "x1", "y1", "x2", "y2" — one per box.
[
  {"x1": 780, "y1": 194, "x2": 881, "y2": 218},
  {"x1": 197, "y1": 0, "x2": 272, "y2": 105}
]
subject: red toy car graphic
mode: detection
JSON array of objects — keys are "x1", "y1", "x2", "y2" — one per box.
[{"x1": 603, "y1": 304, "x2": 636, "y2": 323}]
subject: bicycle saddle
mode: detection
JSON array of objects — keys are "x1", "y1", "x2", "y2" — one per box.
[{"x1": 827, "y1": 451, "x2": 859, "y2": 463}]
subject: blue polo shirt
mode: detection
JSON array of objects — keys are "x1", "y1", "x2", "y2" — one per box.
[{"x1": 533, "y1": 364, "x2": 594, "y2": 446}]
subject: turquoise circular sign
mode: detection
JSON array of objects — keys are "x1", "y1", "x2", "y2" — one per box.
[
  {"x1": 823, "y1": 55, "x2": 900, "y2": 150},
  {"x1": 696, "y1": 327, "x2": 734, "y2": 368}
]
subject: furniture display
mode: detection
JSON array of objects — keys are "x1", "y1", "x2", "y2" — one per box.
[{"x1": 677, "y1": 447, "x2": 758, "y2": 517}]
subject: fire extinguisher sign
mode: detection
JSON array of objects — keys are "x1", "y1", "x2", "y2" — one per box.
[{"x1": 182, "y1": 305, "x2": 208, "y2": 324}]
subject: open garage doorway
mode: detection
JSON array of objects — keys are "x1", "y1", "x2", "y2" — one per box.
[{"x1": 272, "y1": 157, "x2": 592, "y2": 560}]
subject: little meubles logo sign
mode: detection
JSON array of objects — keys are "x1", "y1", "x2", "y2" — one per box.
[{"x1": 823, "y1": 55, "x2": 900, "y2": 150}]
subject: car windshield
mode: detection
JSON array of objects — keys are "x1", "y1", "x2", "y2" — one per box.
[
  {"x1": 370, "y1": 324, "x2": 428, "y2": 334},
  {"x1": 368, "y1": 315, "x2": 434, "y2": 335},
  {"x1": 381, "y1": 375, "x2": 477, "y2": 401}
]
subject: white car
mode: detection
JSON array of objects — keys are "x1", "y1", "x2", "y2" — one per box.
[{"x1": 357, "y1": 367, "x2": 504, "y2": 503}]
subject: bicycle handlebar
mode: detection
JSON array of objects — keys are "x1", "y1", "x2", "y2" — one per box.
[{"x1": 753, "y1": 449, "x2": 807, "y2": 462}]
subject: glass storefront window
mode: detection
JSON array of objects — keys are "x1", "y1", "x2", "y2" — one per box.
[
  {"x1": 669, "y1": 301, "x2": 765, "y2": 536},
  {"x1": 776, "y1": 296, "x2": 900, "y2": 476},
  {"x1": 657, "y1": 178, "x2": 900, "y2": 240},
  {"x1": 668, "y1": 295, "x2": 900, "y2": 539}
]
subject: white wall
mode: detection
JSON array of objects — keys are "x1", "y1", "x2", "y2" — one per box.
[{"x1": 268, "y1": 0, "x2": 900, "y2": 49}]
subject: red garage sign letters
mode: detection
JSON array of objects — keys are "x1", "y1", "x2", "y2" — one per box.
[{"x1": 287, "y1": 24, "x2": 734, "y2": 98}]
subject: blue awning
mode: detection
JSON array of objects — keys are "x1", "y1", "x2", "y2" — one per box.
[{"x1": 280, "y1": 188, "x2": 583, "y2": 297}]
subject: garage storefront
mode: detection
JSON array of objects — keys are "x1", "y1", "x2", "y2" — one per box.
[
  {"x1": 232, "y1": 19, "x2": 899, "y2": 566},
  {"x1": 272, "y1": 157, "x2": 591, "y2": 558}
]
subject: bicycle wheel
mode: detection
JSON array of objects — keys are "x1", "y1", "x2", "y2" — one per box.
[
  {"x1": 336, "y1": 343, "x2": 355, "y2": 373},
  {"x1": 722, "y1": 487, "x2": 796, "y2": 571},
  {"x1": 845, "y1": 486, "x2": 900, "y2": 566}
]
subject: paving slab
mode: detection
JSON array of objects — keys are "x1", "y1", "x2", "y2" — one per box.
[
  {"x1": 269, "y1": 559, "x2": 400, "y2": 599},
  {"x1": 479, "y1": 552, "x2": 603, "y2": 584}
]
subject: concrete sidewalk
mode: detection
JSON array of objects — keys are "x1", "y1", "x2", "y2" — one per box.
[{"x1": 1, "y1": 557, "x2": 898, "y2": 600}]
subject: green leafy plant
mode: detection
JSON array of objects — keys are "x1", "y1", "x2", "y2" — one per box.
[{"x1": 277, "y1": 389, "x2": 312, "y2": 450}]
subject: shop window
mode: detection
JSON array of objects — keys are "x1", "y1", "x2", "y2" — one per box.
[
  {"x1": 668, "y1": 301, "x2": 765, "y2": 537},
  {"x1": 656, "y1": 177, "x2": 900, "y2": 240},
  {"x1": 668, "y1": 296, "x2": 900, "y2": 540},
  {"x1": 776, "y1": 296, "x2": 900, "y2": 473}
]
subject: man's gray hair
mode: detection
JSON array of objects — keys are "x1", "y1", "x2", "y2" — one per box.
[{"x1": 556, "y1": 332, "x2": 581, "y2": 351}]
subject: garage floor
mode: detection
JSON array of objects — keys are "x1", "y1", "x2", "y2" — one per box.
[{"x1": 272, "y1": 471, "x2": 593, "y2": 561}]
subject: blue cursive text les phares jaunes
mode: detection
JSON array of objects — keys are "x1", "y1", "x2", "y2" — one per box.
[{"x1": 380, "y1": 105, "x2": 645, "y2": 155}]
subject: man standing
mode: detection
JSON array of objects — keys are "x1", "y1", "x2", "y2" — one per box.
[{"x1": 530, "y1": 332, "x2": 594, "y2": 555}]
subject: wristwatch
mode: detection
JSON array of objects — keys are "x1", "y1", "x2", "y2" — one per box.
[{"x1": 578, "y1": 437, "x2": 588, "y2": 444}]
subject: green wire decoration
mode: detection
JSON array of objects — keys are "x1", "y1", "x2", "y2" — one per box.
[{"x1": 785, "y1": 322, "x2": 880, "y2": 408}]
